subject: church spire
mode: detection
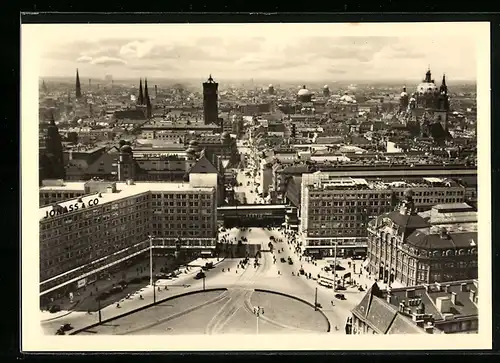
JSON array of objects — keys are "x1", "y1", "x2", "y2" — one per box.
[
  {"x1": 42, "y1": 79, "x2": 48, "y2": 93},
  {"x1": 440, "y1": 73, "x2": 448, "y2": 94},
  {"x1": 144, "y1": 78, "x2": 152, "y2": 118},
  {"x1": 76, "y1": 69, "x2": 82, "y2": 99},
  {"x1": 138, "y1": 78, "x2": 144, "y2": 105}
]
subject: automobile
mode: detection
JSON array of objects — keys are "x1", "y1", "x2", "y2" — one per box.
[
  {"x1": 155, "y1": 273, "x2": 169, "y2": 279},
  {"x1": 335, "y1": 293, "x2": 346, "y2": 300},
  {"x1": 299, "y1": 268, "x2": 305, "y2": 275},
  {"x1": 60, "y1": 323, "x2": 73, "y2": 331},
  {"x1": 110, "y1": 285, "x2": 124, "y2": 294},
  {"x1": 194, "y1": 271, "x2": 206, "y2": 280},
  {"x1": 117, "y1": 280, "x2": 128, "y2": 288},
  {"x1": 288, "y1": 260, "x2": 294, "y2": 265},
  {"x1": 315, "y1": 302, "x2": 322, "y2": 308},
  {"x1": 323, "y1": 266, "x2": 332, "y2": 272},
  {"x1": 55, "y1": 329, "x2": 65, "y2": 335},
  {"x1": 358, "y1": 286, "x2": 365, "y2": 292},
  {"x1": 336, "y1": 285, "x2": 347, "y2": 291},
  {"x1": 280, "y1": 257, "x2": 286, "y2": 263},
  {"x1": 49, "y1": 305, "x2": 61, "y2": 313}
]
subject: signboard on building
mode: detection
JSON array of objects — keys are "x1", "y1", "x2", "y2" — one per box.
[{"x1": 77, "y1": 278, "x2": 87, "y2": 289}]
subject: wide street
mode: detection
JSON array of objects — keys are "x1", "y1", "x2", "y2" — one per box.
[
  {"x1": 235, "y1": 142, "x2": 265, "y2": 205},
  {"x1": 43, "y1": 226, "x2": 368, "y2": 335}
]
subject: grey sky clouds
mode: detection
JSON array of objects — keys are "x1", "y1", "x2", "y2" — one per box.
[{"x1": 36, "y1": 23, "x2": 479, "y2": 82}]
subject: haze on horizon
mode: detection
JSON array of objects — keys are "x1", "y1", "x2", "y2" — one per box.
[{"x1": 36, "y1": 23, "x2": 478, "y2": 83}]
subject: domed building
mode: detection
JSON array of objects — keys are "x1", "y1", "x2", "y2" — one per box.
[
  {"x1": 339, "y1": 91, "x2": 356, "y2": 104},
  {"x1": 399, "y1": 68, "x2": 451, "y2": 134},
  {"x1": 323, "y1": 85, "x2": 330, "y2": 97},
  {"x1": 268, "y1": 84, "x2": 275, "y2": 95},
  {"x1": 297, "y1": 85, "x2": 313, "y2": 103}
]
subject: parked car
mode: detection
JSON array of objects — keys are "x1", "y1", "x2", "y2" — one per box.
[
  {"x1": 335, "y1": 293, "x2": 346, "y2": 300},
  {"x1": 336, "y1": 285, "x2": 346, "y2": 291},
  {"x1": 194, "y1": 271, "x2": 206, "y2": 280},
  {"x1": 60, "y1": 323, "x2": 73, "y2": 332},
  {"x1": 49, "y1": 305, "x2": 61, "y2": 313},
  {"x1": 280, "y1": 257, "x2": 286, "y2": 263}
]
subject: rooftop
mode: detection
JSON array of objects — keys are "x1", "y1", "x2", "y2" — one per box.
[{"x1": 40, "y1": 181, "x2": 215, "y2": 221}]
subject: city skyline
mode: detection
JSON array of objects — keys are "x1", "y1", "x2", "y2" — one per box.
[{"x1": 37, "y1": 23, "x2": 478, "y2": 82}]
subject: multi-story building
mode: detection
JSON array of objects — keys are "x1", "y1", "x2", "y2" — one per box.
[
  {"x1": 39, "y1": 179, "x2": 217, "y2": 299},
  {"x1": 366, "y1": 195, "x2": 478, "y2": 287},
  {"x1": 300, "y1": 176, "x2": 394, "y2": 258},
  {"x1": 387, "y1": 177, "x2": 466, "y2": 212},
  {"x1": 39, "y1": 179, "x2": 88, "y2": 207},
  {"x1": 349, "y1": 280, "x2": 478, "y2": 334}
]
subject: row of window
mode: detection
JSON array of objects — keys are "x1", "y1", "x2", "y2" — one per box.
[{"x1": 308, "y1": 193, "x2": 390, "y2": 199}]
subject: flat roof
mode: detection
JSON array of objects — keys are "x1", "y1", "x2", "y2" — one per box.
[
  {"x1": 39, "y1": 181, "x2": 86, "y2": 192},
  {"x1": 217, "y1": 204, "x2": 288, "y2": 211},
  {"x1": 40, "y1": 182, "x2": 215, "y2": 221}
]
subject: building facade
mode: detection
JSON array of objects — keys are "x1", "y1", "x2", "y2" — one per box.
[
  {"x1": 39, "y1": 180, "x2": 217, "y2": 298},
  {"x1": 366, "y1": 194, "x2": 478, "y2": 287},
  {"x1": 300, "y1": 176, "x2": 393, "y2": 257}
]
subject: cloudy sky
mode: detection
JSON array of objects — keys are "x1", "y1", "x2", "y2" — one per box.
[{"x1": 32, "y1": 23, "x2": 481, "y2": 82}]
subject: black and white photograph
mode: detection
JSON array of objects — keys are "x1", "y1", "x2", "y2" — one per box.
[{"x1": 21, "y1": 21, "x2": 491, "y2": 351}]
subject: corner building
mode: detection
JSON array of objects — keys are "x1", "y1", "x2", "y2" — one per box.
[
  {"x1": 366, "y1": 194, "x2": 478, "y2": 287},
  {"x1": 39, "y1": 180, "x2": 217, "y2": 297}
]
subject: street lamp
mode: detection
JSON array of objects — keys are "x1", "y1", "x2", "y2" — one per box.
[
  {"x1": 96, "y1": 297, "x2": 102, "y2": 323},
  {"x1": 253, "y1": 306, "x2": 264, "y2": 334},
  {"x1": 148, "y1": 235, "x2": 154, "y2": 287},
  {"x1": 333, "y1": 242, "x2": 338, "y2": 293}
]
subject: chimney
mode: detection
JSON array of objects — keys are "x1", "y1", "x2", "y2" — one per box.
[
  {"x1": 450, "y1": 292, "x2": 457, "y2": 305},
  {"x1": 399, "y1": 302, "x2": 405, "y2": 312},
  {"x1": 460, "y1": 283, "x2": 468, "y2": 292},
  {"x1": 444, "y1": 285, "x2": 450, "y2": 293},
  {"x1": 435, "y1": 282, "x2": 442, "y2": 292},
  {"x1": 440, "y1": 228, "x2": 449, "y2": 239},
  {"x1": 424, "y1": 321, "x2": 434, "y2": 334},
  {"x1": 469, "y1": 290, "x2": 476, "y2": 303}
]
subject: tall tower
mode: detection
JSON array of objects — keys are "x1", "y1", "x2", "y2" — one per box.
[
  {"x1": 138, "y1": 79, "x2": 144, "y2": 105},
  {"x1": 155, "y1": 84, "x2": 158, "y2": 98},
  {"x1": 44, "y1": 112, "x2": 65, "y2": 179},
  {"x1": 203, "y1": 74, "x2": 219, "y2": 125},
  {"x1": 75, "y1": 69, "x2": 82, "y2": 99},
  {"x1": 144, "y1": 78, "x2": 152, "y2": 119},
  {"x1": 434, "y1": 74, "x2": 450, "y2": 131}
]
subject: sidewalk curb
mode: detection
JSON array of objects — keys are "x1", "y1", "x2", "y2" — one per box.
[
  {"x1": 69, "y1": 288, "x2": 228, "y2": 335},
  {"x1": 42, "y1": 257, "x2": 226, "y2": 323}
]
